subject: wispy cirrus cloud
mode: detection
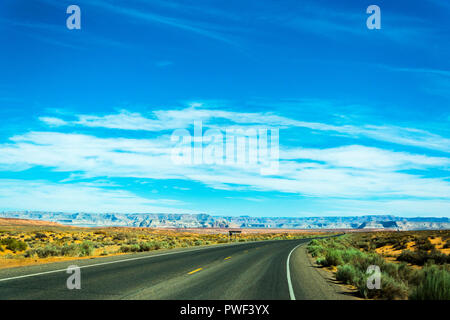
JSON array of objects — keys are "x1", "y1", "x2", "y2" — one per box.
[
  {"x1": 380, "y1": 65, "x2": 450, "y2": 77},
  {"x1": 85, "y1": 0, "x2": 239, "y2": 46},
  {"x1": 39, "y1": 105, "x2": 450, "y2": 153},
  {"x1": 0, "y1": 18, "x2": 126, "y2": 49}
]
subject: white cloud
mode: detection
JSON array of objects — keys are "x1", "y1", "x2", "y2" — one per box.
[
  {"x1": 0, "y1": 179, "x2": 189, "y2": 214},
  {"x1": 281, "y1": 145, "x2": 450, "y2": 170},
  {"x1": 38, "y1": 117, "x2": 68, "y2": 127},
  {"x1": 39, "y1": 106, "x2": 450, "y2": 153},
  {"x1": 2, "y1": 106, "x2": 449, "y2": 215},
  {"x1": 0, "y1": 130, "x2": 449, "y2": 199}
]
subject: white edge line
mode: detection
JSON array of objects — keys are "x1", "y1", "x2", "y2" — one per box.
[
  {"x1": 286, "y1": 243, "x2": 303, "y2": 300},
  {"x1": 0, "y1": 239, "x2": 282, "y2": 283}
]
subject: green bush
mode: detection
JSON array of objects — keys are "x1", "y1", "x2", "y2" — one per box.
[
  {"x1": 306, "y1": 232, "x2": 450, "y2": 300},
  {"x1": 28, "y1": 244, "x2": 61, "y2": 258},
  {"x1": 378, "y1": 273, "x2": 408, "y2": 300},
  {"x1": 138, "y1": 241, "x2": 164, "y2": 251},
  {"x1": 357, "y1": 272, "x2": 408, "y2": 300},
  {"x1": 410, "y1": 265, "x2": 450, "y2": 300},
  {"x1": 321, "y1": 249, "x2": 344, "y2": 267},
  {"x1": 341, "y1": 248, "x2": 364, "y2": 264},
  {"x1": 336, "y1": 264, "x2": 362, "y2": 285},
  {"x1": 308, "y1": 245, "x2": 325, "y2": 257},
  {"x1": 61, "y1": 243, "x2": 81, "y2": 256},
  {"x1": 0, "y1": 238, "x2": 27, "y2": 252},
  {"x1": 350, "y1": 252, "x2": 385, "y2": 273},
  {"x1": 119, "y1": 244, "x2": 132, "y2": 253},
  {"x1": 34, "y1": 232, "x2": 47, "y2": 239},
  {"x1": 397, "y1": 249, "x2": 449, "y2": 265},
  {"x1": 415, "y1": 237, "x2": 435, "y2": 251},
  {"x1": 120, "y1": 242, "x2": 160, "y2": 253},
  {"x1": 79, "y1": 241, "x2": 94, "y2": 256}
]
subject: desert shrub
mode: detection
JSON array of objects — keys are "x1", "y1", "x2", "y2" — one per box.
[
  {"x1": 325, "y1": 239, "x2": 347, "y2": 251},
  {"x1": 113, "y1": 233, "x2": 126, "y2": 241},
  {"x1": 308, "y1": 245, "x2": 325, "y2": 257},
  {"x1": 119, "y1": 242, "x2": 164, "y2": 253},
  {"x1": 168, "y1": 240, "x2": 177, "y2": 248},
  {"x1": 397, "y1": 249, "x2": 449, "y2": 265},
  {"x1": 397, "y1": 250, "x2": 421, "y2": 265},
  {"x1": 138, "y1": 241, "x2": 165, "y2": 251},
  {"x1": 34, "y1": 232, "x2": 47, "y2": 239},
  {"x1": 341, "y1": 248, "x2": 364, "y2": 264},
  {"x1": 415, "y1": 237, "x2": 435, "y2": 251},
  {"x1": 410, "y1": 265, "x2": 450, "y2": 300},
  {"x1": 336, "y1": 264, "x2": 363, "y2": 285},
  {"x1": 374, "y1": 238, "x2": 394, "y2": 249},
  {"x1": 397, "y1": 263, "x2": 421, "y2": 285},
  {"x1": 351, "y1": 252, "x2": 385, "y2": 272},
  {"x1": 138, "y1": 242, "x2": 152, "y2": 252},
  {"x1": 383, "y1": 262, "x2": 399, "y2": 279},
  {"x1": 321, "y1": 249, "x2": 344, "y2": 267},
  {"x1": 79, "y1": 241, "x2": 94, "y2": 256},
  {"x1": 61, "y1": 243, "x2": 81, "y2": 256},
  {"x1": 130, "y1": 244, "x2": 140, "y2": 252},
  {"x1": 0, "y1": 238, "x2": 27, "y2": 252},
  {"x1": 355, "y1": 241, "x2": 370, "y2": 250},
  {"x1": 393, "y1": 241, "x2": 407, "y2": 250},
  {"x1": 119, "y1": 244, "x2": 132, "y2": 253},
  {"x1": 28, "y1": 244, "x2": 61, "y2": 258},
  {"x1": 379, "y1": 273, "x2": 408, "y2": 300},
  {"x1": 306, "y1": 231, "x2": 449, "y2": 300},
  {"x1": 443, "y1": 240, "x2": 450, "y2": 249},
  {"x1": 358, "y1": 272, "x2": 408, "y2": 300},
  {"x1": 91, "y1": 242, "x2": 103, "y2": 249}
]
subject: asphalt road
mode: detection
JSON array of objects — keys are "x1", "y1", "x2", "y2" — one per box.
[{"x1": 0, "y1": 239, "x2": 355, "y2": 300}]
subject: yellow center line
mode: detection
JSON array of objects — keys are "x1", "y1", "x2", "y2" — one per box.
[
  {"x1": 187, "y1": 268, "x2": 203, "y2": 275},
  {"x1": 224, "y1": 256, "x2": 231, "y2": 260}
]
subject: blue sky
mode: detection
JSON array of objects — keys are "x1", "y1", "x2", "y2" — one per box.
[{"x1": 0, "y1": 0, "x2": 449, "y2": 217}]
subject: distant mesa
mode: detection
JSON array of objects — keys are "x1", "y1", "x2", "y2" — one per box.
[{"x1": 0, "y1": 212, "x2": 448, "y2": 231}]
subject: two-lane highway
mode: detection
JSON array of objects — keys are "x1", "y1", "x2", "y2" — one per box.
[{"x1": 0, "y1": 239, "x2": 354, "y2": 300}]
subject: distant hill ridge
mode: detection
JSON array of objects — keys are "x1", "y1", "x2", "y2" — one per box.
[
  {"x1": 0, "y1": 211, "x2": 448, "y2": 230},
  {"x1": 0, "y1": 217, "x2": 62, "y2": 227}
]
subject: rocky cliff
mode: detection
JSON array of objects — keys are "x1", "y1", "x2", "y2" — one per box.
[{"x1": 0, "y1": 211, "x2": 448, "y2": 230}]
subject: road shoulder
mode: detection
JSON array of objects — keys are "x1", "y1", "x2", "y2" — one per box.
[{"x1": 290, "y1": 243, "x2": 359, "y2": 300}]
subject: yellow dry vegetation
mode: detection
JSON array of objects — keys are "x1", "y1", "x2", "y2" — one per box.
[{"x1": 0, "y1": 224, "x2": 328, "y2": 269}]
